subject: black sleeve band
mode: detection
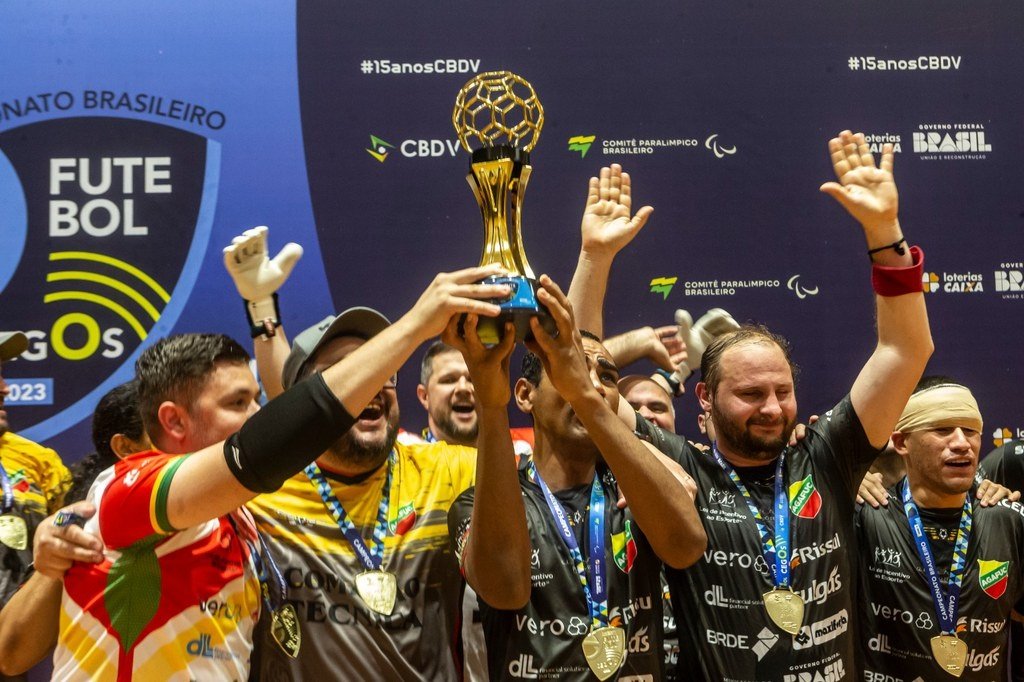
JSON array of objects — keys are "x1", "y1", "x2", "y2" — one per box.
[{"x1": 224, "y1": 372, "x2": 355, "y2": 493}]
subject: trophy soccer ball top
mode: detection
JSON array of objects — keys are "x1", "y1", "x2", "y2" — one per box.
[{"x1": 452, "y1": 71, "x2": 553, "y2": 343}]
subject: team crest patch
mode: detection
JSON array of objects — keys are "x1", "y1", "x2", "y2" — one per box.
[
  {"x1": 978, "y1": 560, "x2": 1009, "y2": 599},
  {"x1": 612, "y1": 520, "x2": 637, "y2": 573},
  {"x1": 389, "y1": 501, "x2": 416, "y2": 536},
  {"x1": 789, "y1": 475, "x2": 822, "y2": 519}
]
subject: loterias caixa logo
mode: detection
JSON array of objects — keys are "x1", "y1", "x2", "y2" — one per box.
[{"x1": 0, "y1": 116, "x2": 219, "y2": 441}]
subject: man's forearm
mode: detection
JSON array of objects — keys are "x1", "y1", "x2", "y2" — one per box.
[
  {"x1": 463, "y1": 406, "x2": 531, "y2": 609},
  {"x1": 571, "y1": 393, "x2": 706, "y2": 568},
  {"x1": 0, "y1": 573, "x2": 62, "y2": 676},
  {"x1": 254, "y1": 329, "x2": 291, "y2": 400},
  {"x1": 567, "y1": 252, "x2": 613, "y2": 339}
]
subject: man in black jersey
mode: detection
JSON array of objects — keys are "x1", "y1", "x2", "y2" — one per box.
[
  {"x1": 858, "y1": 379, "x2": 1024, "y2": 680},
  {"x1": 447, "y1": 275, "x2": 706, "y2": 681},
  {"x1": 565, "y1": 139, "x2": 933, "y2": 680}
]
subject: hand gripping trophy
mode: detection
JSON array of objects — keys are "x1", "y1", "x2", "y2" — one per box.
[{"x1": 452, "y1": 71, "x2": 554, "y2": 344}]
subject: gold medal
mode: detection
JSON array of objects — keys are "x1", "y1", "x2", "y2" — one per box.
[
  {"x1": 270, "y1": 604, "x2": 301, "y2": 658},
  {"x1": 0, "y1": 514, "x2": 27, "y2": 551},
  {"x1": 762, "y1": 588, "x2": 804, "y2": 635},
  {"x1": 355, "y1": 569, "x2": 397, "y2": 615},
  {"x1": 930, "y1": 633, "x2": 967, "y2": 677},
  {"x1": 581, "y1": 626, "x2": 626, "y2": 681}
]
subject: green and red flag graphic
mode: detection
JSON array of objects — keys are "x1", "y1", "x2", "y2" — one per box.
[
  {"x1": 613, "y1": 520, "x2": 637, "y2": 573},
  {"x1": 389, "y1": 501, "x2": 416, "y2": 536},
  {"x1": 789, "y1": 475, "x2": 822, "y2": 519},
  {"x1": 978, "y1": 560, "x2": 1009, "y2": 599}
]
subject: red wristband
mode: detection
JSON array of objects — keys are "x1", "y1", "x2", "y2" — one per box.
[{"x1": 872, "y1": 245, "x2": 924, "y2": 296}]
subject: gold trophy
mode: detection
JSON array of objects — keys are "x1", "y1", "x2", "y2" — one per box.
[{"x1": 452, "y1": 71, "x2": 554, "y2": 344}]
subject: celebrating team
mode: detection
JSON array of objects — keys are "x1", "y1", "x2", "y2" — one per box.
[{"x1": 2, "y1": 130, "x2": 1023, "y2": 681}]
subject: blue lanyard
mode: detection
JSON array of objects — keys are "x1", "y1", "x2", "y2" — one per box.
[
  {"x1": 0, "y1": 460, "x2": 13, "y2": 514},
  {"x1": 305, "y1": 452, "x2": 394, "y2": 571},
  {"x1": 710, "y1": 446, "x2": 791, "y2": 589},
  {"x1": 244, "y1": 530, "x2": 289, "y2": 612},
  {"x1": 422, "y1": 428, "x2": 438, "y2": 443},
  {"x1": 901, "y1": 480, "x2": 972, "y2": 635},
  {"x1": 528, "y1": 461, "x2": 609, "y2": 628}
]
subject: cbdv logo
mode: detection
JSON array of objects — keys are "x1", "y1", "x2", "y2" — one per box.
[{"x1": 364, "y1": 133, "x2": 461, "y2": 161}]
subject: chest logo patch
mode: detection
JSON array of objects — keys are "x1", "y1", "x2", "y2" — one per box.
[
  {"x1": 789, "y1": 475, "x2": 822, "y2": 519},
  {"x1": 612, "y1": 520, "x2": 636, "y2": 573},
  {"x1": 388, "y1": 501, "x2": 416, "y2": 536},
  {"x1": 978, "y1": 560, "x2": 1009, "y2": 600}
]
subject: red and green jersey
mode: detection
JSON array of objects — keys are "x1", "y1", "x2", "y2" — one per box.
[{"x1": 55, "y1": 450, "x2": 260, "y2": 681}]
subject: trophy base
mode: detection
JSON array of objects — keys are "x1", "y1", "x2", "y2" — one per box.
[{"x1": 465, "y1": 275, "x2": 556, "y2": 345}]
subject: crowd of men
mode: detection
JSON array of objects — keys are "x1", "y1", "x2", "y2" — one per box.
[{"x1": 1, "y1": 131, "x2": 1023, "y2": 681}]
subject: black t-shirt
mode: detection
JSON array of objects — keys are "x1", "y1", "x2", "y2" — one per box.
[
  {"x1": 978, "y1": 440, "x2": 1024, "y2": 492},
  {"x1": 449, "y1": 461, "x2": 664, "y2": 681},
  {"x1": 636, "y1": 395, "x2": 880, "y2": 682},
  {"x1": 857, "y1": 482, "x2": 1024, "y2": 681}
]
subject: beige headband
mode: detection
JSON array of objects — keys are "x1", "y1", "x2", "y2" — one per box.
[{"x1": 895, "y1": 383, "x2": 983, "y2": 433}]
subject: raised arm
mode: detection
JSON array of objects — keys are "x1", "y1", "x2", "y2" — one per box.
[
  {"x1": 566, "y1": 164, "x2": 653, "y2": 337},
  {"x1": 223, "y1": 225, "x2": 303, "y2": 400},
  {"x1": 529, "y1": 277, "x2": 706, "y2": 568},
  {"x1": 165, "y1": 265, "x2": 512, "y2": 530},
  {"x1": 820, "y1": 131, "x2": 933, "y2": 448},
  {"x1": 443, "y1": 316, "x2": 531, "y2": 609}
]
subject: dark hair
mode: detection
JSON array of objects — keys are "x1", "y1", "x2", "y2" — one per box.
[
  {"x1": 136, "y1": 334, "x2": 250, "y2": 438},
  {"x1": 700, "y1": 324, "x2": 799, "y2": 396},
  {"x1": 520, "y1": 329, "x2": 603, "y2": 386},
  {"x1": 913, "y1": 375, "x2": 961, "y2": 394},
  {"x1": 420, "y1": 340, "x2": 459, "y2": 385},
  {"x1": 67, "y1": 380, "x2": 146, "y2": 504}
]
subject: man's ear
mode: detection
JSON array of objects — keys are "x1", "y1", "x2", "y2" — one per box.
[
  {"x1": 695, "y1": 382, "x2": 713, "y2": 412},
  {"x1": 514, "y1": 378, "x2": 535, "y2": 415},
  {"x1": 890, "y1": 431, "x2": 910, "y2": 460},
  {"x1": 157, "y1": 401, "x2": 188, "y2": 449},
  {"x1": 416, "y1": 384, "x2": 430, "y2": 411}
]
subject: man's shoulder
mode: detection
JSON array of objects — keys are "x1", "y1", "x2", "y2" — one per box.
[
  {"x1": 0, "y1": 431, "x2": 62, "y2": 465},
  {"x1": 981, "y1": 497, "x2": 1024, "y2": 526},
  {"x1": 397, "y1": 439, "x2": 475, "y2": 460}
]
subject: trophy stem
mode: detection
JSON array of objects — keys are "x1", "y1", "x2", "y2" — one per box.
[{"x1": 466, "y1": 149, "x2": 536, "y2": 279}]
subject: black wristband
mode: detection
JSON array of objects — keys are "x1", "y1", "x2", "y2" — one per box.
[
  {"x1": 867, "y1": 237, "x2": 907, "y2": 260},
  {"x1": 225, "y1": 372, "x2": 355, "y2": 493},
  {"x1": 246, "y1": 293, "x2": 281, "y2": 338}
]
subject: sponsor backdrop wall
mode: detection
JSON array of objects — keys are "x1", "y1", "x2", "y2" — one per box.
[{"x1": 2, "y1": 1, "x2": 1023, "y2": 469}]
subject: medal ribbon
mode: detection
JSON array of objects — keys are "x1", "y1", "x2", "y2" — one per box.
[
  {"x1": 527, "y1": 461, "x2": 608, "y2": 629},
  {"x1": 710, "y1": 446, "x2": 790, "y2": 588},
  {"x1": 305, "y1": 451, "x2": 394, "y2": 571},
  {"x1": 901, "y1": 479, "x2": 972, "y2": 635},
  {"x1": 0, "y1": 461, "x2": 13, "y2": 514}
]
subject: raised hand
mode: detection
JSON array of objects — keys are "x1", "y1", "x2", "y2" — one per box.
[
  {"x1": 404, "y1": 264, "x2": 510, "y2": 341},
  {"x1": 223, "y1": 226, "x2": 304, "y2": 323},
  {"x1": 526, "y1": 276, "x2": 595, "y2": 403},
  {"x1": 442, "y1": 314, "x2": 516, "y2": 409},
  {"x1": 580, "y1": 164, "x2": 654, "y2": 258},
  {"x1": 819, "y1": 131, "x2": 899, "y2": 241}
]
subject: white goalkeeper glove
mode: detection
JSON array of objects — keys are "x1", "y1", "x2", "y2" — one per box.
[
  {"x1": 223, "y1": 226, "x2": 303, "y2": 337},
  {"x1": 672, "y1": 307, "x2": 741, "y2": 382}
]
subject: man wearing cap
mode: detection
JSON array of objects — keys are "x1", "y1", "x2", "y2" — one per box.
[
  {"x1": 245, "y1": 306, "x2": 487, "y2": 681},
  {"x1": 857, "y1": 378, "x2": 1024, "y2": 680},
  {"x1": 0, "y1": 331, "x2": 71, "y2": 680}
]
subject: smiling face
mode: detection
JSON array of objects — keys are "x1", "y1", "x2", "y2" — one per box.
[
  {"x1": 621, "y1": 376, "x2": 676, "y2": 433},
  {"x1": 417, "y1": 349, "x2": 477, "y2": 446},
  {"x1": 698, "y1": 340, "x2": 797, "y2": 464},
  {"x1": 308, "y1": 335, "x2": 399, "y2": 471}
]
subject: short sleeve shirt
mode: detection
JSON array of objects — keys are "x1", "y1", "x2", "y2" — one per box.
[
  {"x1": 246, "y1": 440, "x2": 476, "y2": 681},
  {"x1": 857, "y1": 485, "x2": 1024, "y2": 680},
  {"x1": 0, "y1": 432, "x2": 70, "y2": 606},
  {"x1": 638, "y1": 395, "x2": 880, "y2": 681},
  {"x1": 55, "y1": 451, "x2": 260, "y2": 681},
  {"x1": 449, "y1": 460, "x2": 664, "y2": 682}
]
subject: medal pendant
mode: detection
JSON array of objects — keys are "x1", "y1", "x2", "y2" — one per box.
[
  {"x1": 355, "y1": 569, "x2": 397, "y2": 615},
  {"x1": 270, "y1": 604, "x2": 301, "y2": 658},
  {"x1": 762, "y1": 588, "x2": 804, "y2": 635},
  {"x1": 0, "y1": 515, "x2": 27, "y2": 551},
  {"x1": 930, "y1": 633, "x2": 967, "y2": 677},
  {"x1": 581, "y1": 626, "x2": 626, "y2": 681}
]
